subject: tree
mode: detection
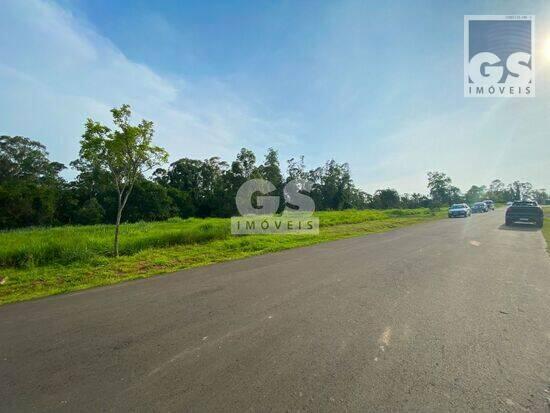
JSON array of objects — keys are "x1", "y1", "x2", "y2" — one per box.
[
  {"x1": 401, "y1": 193, "x2": 431, "y2": 209},
  {"x1": 258, "y1": 148, "x2": 283, "y2": 211},
  {"x1": 165, "y1": 187, "x2": 196, "y2": 218},
  {"x1": 448, "y1": 185, "x2": 463, "y2": 204},
  {"x1": 531, "y1": 189, "x2": 548, "y2": 205},
  {"x1": 487, "y1": 179, "x2": 507, "y2": 203},
  {"x1": 74, "y1": 198, "x2": 105, "y2": 225},
  {"x1": 465, "y1": 185, "x2": 487, "y2": 204},
  {"x1": 509, "y1": 181, "x2": 533, "y2": 201},
  {"x1": 75, "y1": 105, "x2": 168, "y2": 256},
  {"x1": 227, "y1": 148, "x2": 258, "y2": 192},
  {"x1": 258, "y1": 148, "x2": 283, "y2": 188},
  {"x1": 371, "y1": 189, "x2": 400, "y2": 209},
  {"x1": 0, "y1": 136, "x2": 65, "y2": 228},
  {"x1": 427, "y1": 171, "x2": 453, "y2": 206},
  {"x1": 123, "y1": 179, "x2": 175, "y2": 222},
  {"x1": 309, "y1": 160, "x2": 354, "y2": 210},
  {"x1": 165, "y1": 158, "x2": 204, "y2": 199},
  {"x1": 0, "y1": 135, "x2": 65, "y2": 182},
  {"x1": 488, "y1": 179, "x2": 505, "y2": 194},
  {"x1": 159, "y1": 156, "x2": 229, "y2": 217},
  {"x1": 347, "y1": 187, "x2": 371, "y2": 209},
  {"x1": 286, "y1": 156, "x2": 308, "y2": 182}
]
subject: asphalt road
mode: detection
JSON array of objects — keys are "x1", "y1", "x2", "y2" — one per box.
[{"x1": 2, "y1": 210, "x2": 550, "y2": 412}]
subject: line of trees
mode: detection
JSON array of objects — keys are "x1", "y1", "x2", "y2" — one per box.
[
  {"x1": 1, "y1": 106, "x2": 547, "y2": 231},
  {"x1": 426, "y1": 171, "x2": 548, "y2": 206}
]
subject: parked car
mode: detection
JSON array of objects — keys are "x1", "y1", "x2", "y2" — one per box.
[
  {"x1": 483, "y1": 200, "x2": 495, "y2": 211},
  {"x1": 472, "y1": 202, "x2": 488, "y2": 213},
  {"x1": 505, "y1": 201, "x2": 544, "y2": 228},
  {"x1": 506, "y1": 201, "x2": 514, "y2": 207},
  {"x1": 448, "y1": 203, "x2": 471, "y2": 218}
]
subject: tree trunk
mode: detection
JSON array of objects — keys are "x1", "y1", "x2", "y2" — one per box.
[{"x1": 114, "y1": 196, "x2": 122, "y2": 257}]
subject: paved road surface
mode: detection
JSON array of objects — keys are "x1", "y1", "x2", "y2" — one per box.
[{"x1": 2, "y1": 210, "x2": 550, "y2": 411}]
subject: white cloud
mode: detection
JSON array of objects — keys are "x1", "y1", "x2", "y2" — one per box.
[
  {"x1": 0, "y1": 0, "x2": 296, "y2": 173},
  {"x1": 359, "y1": 96, "x2": 550, "y2": 194},
  {"x1": 1, "y1": 0, "x2": 548, "y2": 195}
]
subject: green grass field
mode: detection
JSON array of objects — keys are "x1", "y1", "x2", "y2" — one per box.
[{"x1": 0, "y1": 209, "x2": 443, "y2": 305}]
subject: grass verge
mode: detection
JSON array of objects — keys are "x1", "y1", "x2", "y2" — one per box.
[{"x1": 0, "y1": 209, "x2": 444, "y2": 305}]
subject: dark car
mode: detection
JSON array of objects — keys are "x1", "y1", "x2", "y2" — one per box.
[
  {"x1": 505, "y1": 201, "x2": 544, "y2": 228},
  {"x1": 483, "y1": 200, "x2": 495, "y2": 211},
  {"x1": 472, "y1": 202, "x2": 488, "y2": 213}
]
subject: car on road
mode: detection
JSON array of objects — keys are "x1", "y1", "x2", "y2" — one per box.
[
  {"x1": 483, "y1": 200, "x2": 495, "y2": 211},
  {"x1": 472, "y1": 202, "x2": 488, "y2": 213},
  {"x1": 506, "y1": 201, "x2": 514, "y2": 207},
  {"x1": 505, "y1": 201, "x2": 544, "y2": 228},
  {"x1": 448, "y1": 203, "x2": 471, "y2": 218}
]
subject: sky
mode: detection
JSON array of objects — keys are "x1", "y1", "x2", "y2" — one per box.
[{"x1": 1, "y1": 0, "x2": 549, "y2": 194}]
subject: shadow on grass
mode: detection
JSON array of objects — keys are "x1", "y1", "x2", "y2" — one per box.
[{"x1": 498, "y1": 223, "x2": 541, "y2": 232}]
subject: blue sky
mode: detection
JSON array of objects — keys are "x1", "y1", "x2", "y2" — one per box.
[{"x1": 1, "y1": 0, "x2": 549, "y2": 193}]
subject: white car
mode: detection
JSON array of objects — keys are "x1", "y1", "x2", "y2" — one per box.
[{"x1": 448, "y1": 203, "x2": 471, "y2": 218}]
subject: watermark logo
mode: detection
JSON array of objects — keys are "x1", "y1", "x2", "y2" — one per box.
[
  {"x1": 464, "y1": 15, "x2": 535, "y2": 97},
  {"x1": 231, "y1": 179, "x2": 319, "y2": 235}
]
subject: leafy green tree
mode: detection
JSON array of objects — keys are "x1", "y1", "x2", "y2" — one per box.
[
  {"x1": 123, "y1": 179, "x2": 175, "y2": 222},
  {"x1": 509, "y1": 181, "x2": 533, "y2": 201},
  {"x1": 74, "y1": 198, "x2": 105, "y2": 225},
  {"x1": 258, "y1": 148, "x2": 283, "y2": 188},
  {"x1": 166, "y1": 187, "x2": 196, "y2": 218},
  {"x1": 371, "y1": 189, "x2": 400, "y2": 209},
  {"x1": 0, "y1": 135, "x2": 65, "y2": 182},
  {"x1": 62, "y1": 160, "x2": 115, "y2": 225},
  {"x1": 465, "y1": 185, "x2": 487, "y2": 204},
  {"x1": 75, "y1": 104, "x2": 168, "y2": 256},
  {"x1": 0, "y1": 136, "x2": 65, "y2": 228},
  {"x1": 486, "y1": 179, "x2": 507, "y2": 203},
  {"x1": 200, "y1": 157, "x2": 231, "y2": 216},
  {"x1": 309, "y1": 160, "x2": 354, "y2": 210},
  {"x1": 165, "y1": 158, "x2": 203, "y2": 193},
  {"x1": 159, "y1": 156, "x2": 229, "y2": 217},
  {"x1": 401, "y1": 193, "x2": 431, "y2": 209},
  {"x1": 286, "y1": 156, "x2": 308, "y2": 182},
  {"x1": 0, "y1": 181, "x2": 59, "y2": 228},
  {"x1": 448, "y1": 185, "x2": 464, "y2": 204},
  {"x1": 530, "y1": 188, "x2": 548, "y2": 204},
  {"x1": 347, "y1": 187, "x2": 371, "y2": 209},
  {"x1": 257, "y1": 148, "x2": 283, "y2": 211},
  {"x1": 216, "y1": 148, "x2": 259, "y2": 213},
  {"x1": 232, "y1": 148, "x2": 257, "y2": 180},
  {"x1": 427, "y1": 171, "x2": 453, "y2": 206}
]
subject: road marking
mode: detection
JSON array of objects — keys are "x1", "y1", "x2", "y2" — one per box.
[
  {"x1": 469, "y1": 240, "x2": 481, "y2": 247},
  {"x1": 378, "y1": 326, "x2": 392, "y2": 350}
]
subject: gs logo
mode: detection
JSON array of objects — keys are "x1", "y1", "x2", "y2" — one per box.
[{"x1": 464, "y1": 16, "x2": 534, "y2": 97}]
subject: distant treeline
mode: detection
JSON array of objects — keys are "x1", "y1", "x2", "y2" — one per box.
[{"x1": 0, "y1": 135, "x2": 547, "y2": 230}]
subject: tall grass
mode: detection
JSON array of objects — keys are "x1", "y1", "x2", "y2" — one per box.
[
  {"x1": 0, "y1": 209, "x2": 434, "y2": 268},
  {"x1": 0, "y1": 218, "x2": 229, "y2": 268}
]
